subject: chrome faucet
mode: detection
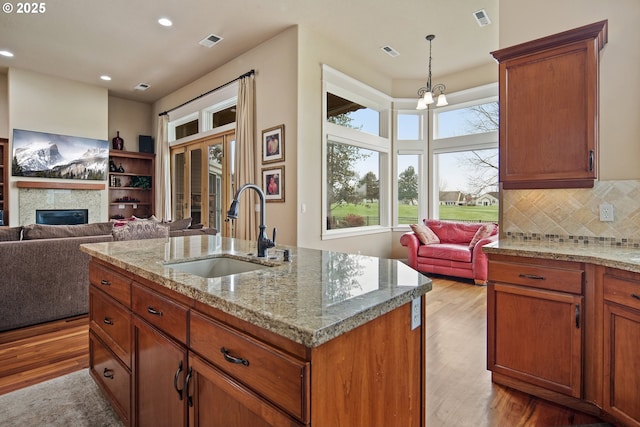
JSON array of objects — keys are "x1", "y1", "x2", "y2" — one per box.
[{"x1": 226, "y1": 183, "x2": 276, "y2": 258}]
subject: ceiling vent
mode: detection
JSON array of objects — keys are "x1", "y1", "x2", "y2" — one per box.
[
  {"x1": 199, "y1": 34, "x2": 224, "y2": 48},
  {"x1": 381, "y1": 45, "x2": 400, "y2": 58},
  {"x1": 473, "y1": 9, "x2": 491, "y2": 27},
  {"x1": 134, "y1": 83, "x2": 151, "y2": 91}
]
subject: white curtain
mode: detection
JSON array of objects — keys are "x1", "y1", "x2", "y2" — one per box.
[
  {"x1": 234, "y1": 73, "x2": 257, "y2": 241},
  {"x1": 155, "y1": 114, "x2": 172, "y2": 221}
]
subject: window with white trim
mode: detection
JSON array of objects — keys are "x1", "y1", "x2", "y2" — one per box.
[
  {"x1": 429, "y1": 84, "x2": 499, "y2": 223},
  {"x1": 322, "y1": 65, "x2": 392, "y2": 238}
]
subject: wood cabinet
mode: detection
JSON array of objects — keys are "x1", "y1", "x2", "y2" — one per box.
[
  {"x1": 487, "y1": 255, "x2": 585, "y2": 398},
  {"x1": 0, "y1": 138, "x2": 8, "y2": 225},
  {"x1": 491, "y1": 20, "x2": 607, "y2": 189},
  {"x1": 89, "y1": 261, "x2": 133, "y2": 426},
  {"x1": 89, "y1": 258, "x2": 426, "y2": 427},
  {"x1": 109, "y1": 150, "x2": 154, "y2": 220},
  {"x1": 602, "y1": 269, "x2": 640, "y2": 427}
]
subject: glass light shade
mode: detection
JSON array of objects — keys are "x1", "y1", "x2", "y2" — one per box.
[
  {"x1": 416, "y1": 98, "x2": 427, "y2": 110},
  {"x1": 423, "y1": 91, "x2": 434, "y2": 105},
  {"x1": 436, "y1": 93, "x2": 448, "y2": 107}
]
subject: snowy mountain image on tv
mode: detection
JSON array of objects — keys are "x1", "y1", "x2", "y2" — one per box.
[{"x1": 12, "y1": 129, "x2": 109, "y2": 180}]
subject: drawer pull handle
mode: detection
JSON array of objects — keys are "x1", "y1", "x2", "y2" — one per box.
[
  {"x1": 173, "y1": 360, "x2": 184, "y2": 400},
  {"x1": 632, "y1": 293, "x2": 640, "y2": 301},
  {"x1": 518, "y1": 274, "x2": 545, "y2": 280},
  {"x1": 147, "y1": 306, "x2": 163, "y2": 316},
  {"x1": 103, "y1": 317, "x2": 113, "y2": 325},
  {"x1": 220, "y1": 347, "x2": 249, "y2": 366},
  {"x1": 184, "y1": 367, "x2": 193, "y2": 407},
  {"x1": 103, "y1": 368, "x2": 114, "y2": 379},
  {"x1": 100, "y1": 279, "x2": 111, "y2": 286}
]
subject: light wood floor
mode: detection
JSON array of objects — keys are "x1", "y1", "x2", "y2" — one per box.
[{"x1": 0, "y1": 277, "x2": 606, "y2": 426}]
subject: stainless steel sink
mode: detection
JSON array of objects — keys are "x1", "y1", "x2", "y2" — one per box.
[{"x1": 165, "y1": 256, "x2": 272, "y2": 278}]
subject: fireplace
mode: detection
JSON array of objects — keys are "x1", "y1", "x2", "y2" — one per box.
[{"x1": 36, "y1": 209, "x2": 89, "y2": 225}]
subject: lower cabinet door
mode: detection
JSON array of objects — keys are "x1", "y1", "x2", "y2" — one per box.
[
  {"x1": 186, "y1": 353, "x2": 303, "y2": 427},
  {"x1": 134, "y1": 318, "x2": 188, "y2": 427},
  {"x1": 603, "y1": 302, "x2": 640, "y2": 427},
  {"x1": 488, "y1": 283, "x2": 584, "y2": 397}
]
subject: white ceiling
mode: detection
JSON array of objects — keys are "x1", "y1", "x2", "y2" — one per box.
[{"x1": 0, "y1": 0, "x2": 499, "y2": 103}]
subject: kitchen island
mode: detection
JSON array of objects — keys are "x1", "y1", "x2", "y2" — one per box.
[
  {"x1": 484, "y1": 240, "x2": 640, "y2": 427},
  {"x1": 81, "y1": 235, "x2": 431, "y2": 427}
]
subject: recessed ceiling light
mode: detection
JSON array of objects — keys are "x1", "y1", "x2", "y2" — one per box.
[
  {"x1": 158, "y1": 17, "x2": 172, "y2": 27},
  {"x1": 100, "y1": 75, "x2": 112, "y2": 81},
  {"x1": 0, "y1": 50, "x2": 14, "y2": 57}
]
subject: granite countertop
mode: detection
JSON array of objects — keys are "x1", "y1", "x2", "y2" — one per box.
[
  {"x1": 81, "y1": 235, "x2": 432, "y2": 348},
  {"x1": 483, "y1": 239, "x2": 640, "y2": 273}
]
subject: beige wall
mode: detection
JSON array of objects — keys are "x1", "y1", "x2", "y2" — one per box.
[
  {"x1": 296, "y1": 26, "x2": 396, "y2": 257},
  {"x1": 153, "y1": 26, "x2": 299, "y2": 246},
  {"x1": 7, "y1": 68, "x2": 109, "y2": 226},
  {"x1": 499, "y1": 0, "x2": 640, "y2": 240},
  {"x1": 108, "y1": 96, "x2": 153, "y2": 152}
]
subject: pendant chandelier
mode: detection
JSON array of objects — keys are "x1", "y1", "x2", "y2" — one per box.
[{"x1": 416, "y1": 34, "x2": 448, "y2": 109}]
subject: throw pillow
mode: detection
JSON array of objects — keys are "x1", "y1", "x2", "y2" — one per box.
[
  {"x1": 410, "y1": 223, "x2": 440, "y2": 245},
  {"x1": 469, "y1": 223, "x2": 496, "y2": 248},
  {"x1": 167, "y1": 217, "x2": 192, "y2": 231},
  {"x1": 112, "y1": 219, "x2": 169, "y2": 241}
]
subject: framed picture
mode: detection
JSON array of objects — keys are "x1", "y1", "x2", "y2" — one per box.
[
  {"x1": 262, "y1": 166, "x2": 284, "y2": 202},
  {"x1": 262, "y1": 124, "x2": 285, "y2": 164}
]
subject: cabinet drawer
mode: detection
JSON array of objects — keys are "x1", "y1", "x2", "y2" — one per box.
[
  {"x1": 90, "y1": 332, "x2": 130, "y2": 425},
  {"x1": 489, "y1": 259, "x2": 583, "y2": 294},
  {"x1": 132, "y1": 283, "x2": 188, "y2": 344},
  {"x1": 90, "y1": 286, "x2": 132, "y2": 368},
  {"x1": 604, "y1": 273, "x2": 640, "y2": 312},
  {"x1": 190, "y1": 311, "x2": 309, "y2": 423},
  {"x1": 89, "y1": 262, "x2": 131, "y2": 307}
]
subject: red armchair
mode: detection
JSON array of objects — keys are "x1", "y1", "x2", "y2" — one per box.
[{"x1": 400, "y1": 219, "x2": 498, "y2": 285}]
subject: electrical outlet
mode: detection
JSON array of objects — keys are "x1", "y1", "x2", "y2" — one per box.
[
  {"x1": 599, "y1": 203, "x2": 614, "y2": 222},
  {"x1": 411, "y1": 298, "x2": 421, "y2": 330}
]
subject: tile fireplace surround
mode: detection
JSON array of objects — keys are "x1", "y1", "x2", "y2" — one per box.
[{"x1": 18, "y1": 187, "x2": 103, "y2": 225}]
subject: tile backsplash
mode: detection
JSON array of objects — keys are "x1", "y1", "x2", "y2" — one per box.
[{"x1": 501, "y1": 180, "x2": 640, "y2": 246}]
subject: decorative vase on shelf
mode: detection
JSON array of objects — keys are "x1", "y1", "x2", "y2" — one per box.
[
  {"x1": 109, "y1": 160, "x2": 116, "y2": 172},
  {"x1": 112, "y1": 131, "x2": 124, "y2": 150},
  {"x1": 117, "y1": 163, "x2": 125, "y2": 173}
]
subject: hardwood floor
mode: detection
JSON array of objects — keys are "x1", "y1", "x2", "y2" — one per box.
[
  {"x1": 0, "y1": 315, "x2": 89, "y2": 395},
  {"x1": 0, "y1": 278, "x2": 607, "y2": 426}
]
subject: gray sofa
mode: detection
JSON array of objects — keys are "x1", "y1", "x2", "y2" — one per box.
[{"x1": 0, "y1": 220, "x2": 216, "y2": 332}]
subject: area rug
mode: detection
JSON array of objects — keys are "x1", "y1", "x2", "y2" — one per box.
[{"x1": 0, "y1": 369, "x2": 123, "y2": 427}]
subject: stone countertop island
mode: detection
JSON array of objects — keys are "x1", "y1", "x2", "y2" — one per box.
[
  {"x1": 81, "y1": 234, "x2": 432, "y2": 348},
  {"x1": 81, "y1": 235, "x2": 431, "y2": 427}
]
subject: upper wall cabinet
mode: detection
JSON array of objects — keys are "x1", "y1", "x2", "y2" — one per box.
[{"x1": 492, "y1": 20, "x2": 608, "y2": 189}]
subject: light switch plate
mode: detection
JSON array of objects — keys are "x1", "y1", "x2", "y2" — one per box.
[{"x1": 411, "y1": 297, "x2": 421, "y2": 330}]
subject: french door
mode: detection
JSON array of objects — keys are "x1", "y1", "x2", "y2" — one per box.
[{"x1": 171, "y1": 131, "x2": 235, "y2": 236}]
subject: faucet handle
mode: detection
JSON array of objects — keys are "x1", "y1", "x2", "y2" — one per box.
[{"x1": 271, "y1": 227, "x2": 277, "y2": 246}]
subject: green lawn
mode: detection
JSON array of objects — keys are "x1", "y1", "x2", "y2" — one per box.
[{"x1": 330, "y1": 202, "x2": 498, "y2": 224}]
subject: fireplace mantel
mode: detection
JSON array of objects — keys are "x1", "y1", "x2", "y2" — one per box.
[{"x1": 16, "y1": 181, "x2": 105, "y2": 190}]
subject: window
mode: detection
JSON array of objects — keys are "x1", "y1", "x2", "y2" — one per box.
[
  {"x1": 392, "y1": 105, "x2": 426, "y2": 227},
  {"x1": 429, "y1": 84, "x2": 499, "y2": 223},
  {"x1": 327, "y1": 93, "x2": 381, "y2": 136},
  {"x1": 326, "y1": 140, "x2": 380, "y2": 229},
  {"x1": 434, "y1": 148, "x2": 498, "y2": 222},
  {"x1": 397, "y1": 153, "x2": 420, "y2": 225},
  {"x1": 322, "y1": 65, "x2": 391, "y2": 237}
]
